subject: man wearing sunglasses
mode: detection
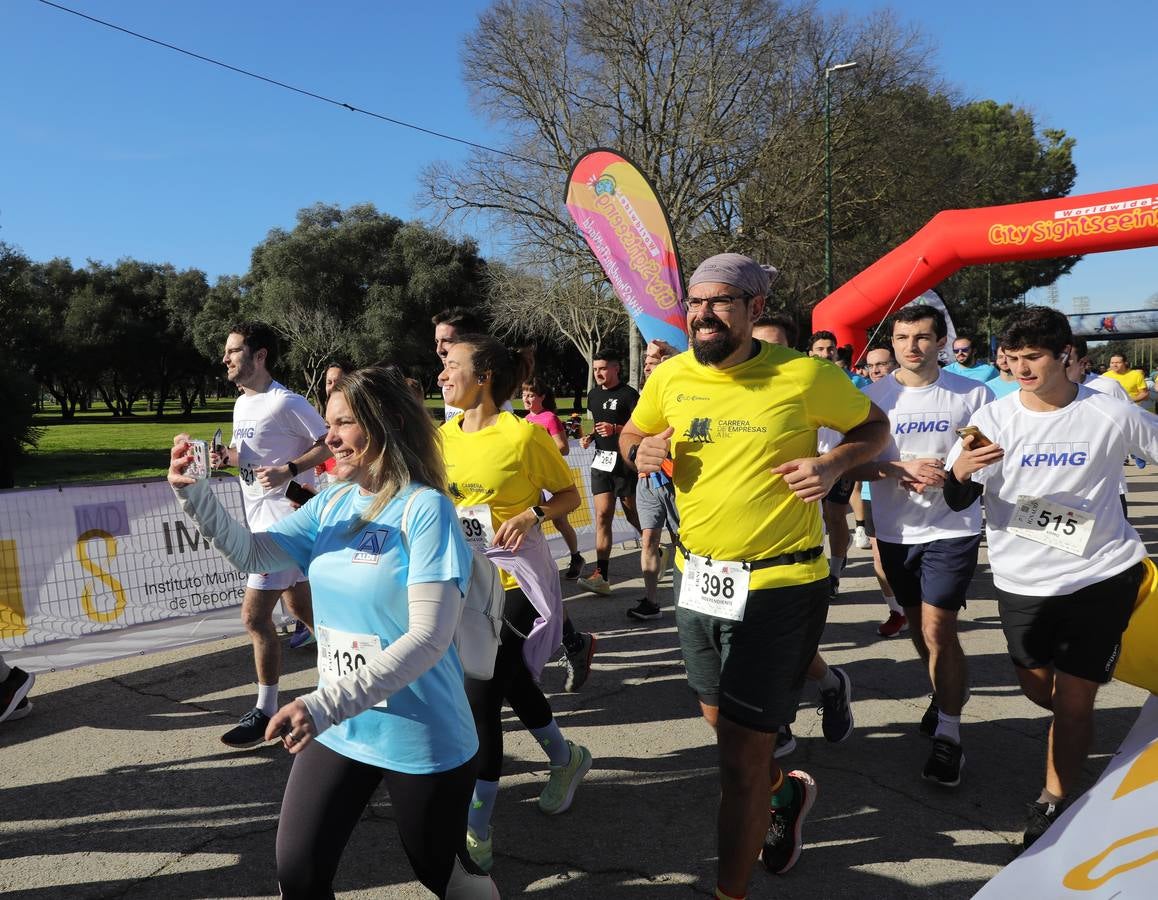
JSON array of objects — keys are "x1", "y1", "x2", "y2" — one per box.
[{"x1": 944, "y1": 337, "x2": 999, "y2": 383}]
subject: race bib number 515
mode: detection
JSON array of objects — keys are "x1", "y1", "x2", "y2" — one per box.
[{"x1": 1008, "y1": 495, "x2": 1095, "y2": 557}]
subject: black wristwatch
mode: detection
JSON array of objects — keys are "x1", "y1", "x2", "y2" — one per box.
[
  {"x1": 286, "y1": 460, "x2": 299, "y2": 477},
  {"x1": 628, "y1": 444, "x2": 639, "y2": 464},
  {"x1": 531, "y1": 505, "x2": 547, "y2": 523}
]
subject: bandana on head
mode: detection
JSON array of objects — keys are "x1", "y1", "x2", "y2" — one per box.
[{"x1": 688, "y1": 253, "x2": 769, "y2": 298}]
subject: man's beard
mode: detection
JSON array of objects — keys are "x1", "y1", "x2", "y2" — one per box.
[{"x1": 691, "y1": 318, "x2": 741, "y2": 365}]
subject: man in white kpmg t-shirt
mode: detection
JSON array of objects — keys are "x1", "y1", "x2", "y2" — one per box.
[
  {"x1": 846, "y1": 303, "x2": 993, "y2": 789},
  {"x1": 948, "y1": 305, "x2": 1156, "y2": 850},
  {"x1": 213, "y1": 322, "x2": 331, "y2": 748}
]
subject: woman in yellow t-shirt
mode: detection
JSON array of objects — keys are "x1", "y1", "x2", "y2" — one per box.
[{"x1": 438, "y1": 332, "x2": 592, "y2": 873}]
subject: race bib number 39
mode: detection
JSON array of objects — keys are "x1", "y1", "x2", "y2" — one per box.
[
  {"x1": 316, "y1": 625, "x2": 387, "y2": 708},
  {"x1": 1008, "y1": 495, "x2": 1095, "y2": 557},
  {"x1": 678, "y1": 553, "x2": 751, "y2": 621},
  {"x1": 456, "y1": 504, "x2": 495, "y2": 552}
]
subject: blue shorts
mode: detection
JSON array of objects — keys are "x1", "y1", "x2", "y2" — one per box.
[{"x1": 876, "y1": 534, "x2": 981, "y2": 611}]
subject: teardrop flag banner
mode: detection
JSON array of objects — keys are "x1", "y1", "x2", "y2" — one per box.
[{"x1": 565, "y1": 149, "x2": 688, "y2": 349}]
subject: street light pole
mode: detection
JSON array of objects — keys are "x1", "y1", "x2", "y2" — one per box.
[{"x1": 824, "y1": 60, "x2": 858, "y2": 297}]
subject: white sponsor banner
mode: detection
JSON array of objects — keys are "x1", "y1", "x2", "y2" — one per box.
[
  {"x1": 975, "y1": 694, "x2": 1158, "y2": 898},
  {"x1": 1, "y1": 444, "x2": 640, "y2": 672}
]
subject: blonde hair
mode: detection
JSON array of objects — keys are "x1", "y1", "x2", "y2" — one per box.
[{"x1": 336, "y1": 366, "x2": 447, "y2": 528}]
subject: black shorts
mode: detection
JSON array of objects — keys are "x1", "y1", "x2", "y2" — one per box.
[
  {"x1": 591, "y1": 465, "x2": 636, "y2": 498},
  {"x1": 825, "y1": 477, "x2": 854, "y2": 506},
  {"x1": 863, "y1": 499, "x2": 876, "y2": 538},
  {"x1": 996, "y1": 562, "x2": 1143, "y2": 683},
  {"x1": 877, "y1": 534, "x2": 981, "y2": 611},
  {"x1": 674, "y1": 567, "x2": 829, "y2": 732}
]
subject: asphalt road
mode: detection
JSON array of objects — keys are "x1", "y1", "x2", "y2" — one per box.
[{"x1": 3, "y1": 470, "x2": 1156, "y2": 899}]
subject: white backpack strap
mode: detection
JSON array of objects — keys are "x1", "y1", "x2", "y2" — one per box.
[
  {"x1": 320, "y1": 482, "x2": 356, "y2": 518},
  {"x1": 399, "y1": 485, "x2": 433, "y2": 543}
]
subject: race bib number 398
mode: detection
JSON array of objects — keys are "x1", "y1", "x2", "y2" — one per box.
[{"x1": 678, "y1": 553, "x2": 751, "y2": 621}]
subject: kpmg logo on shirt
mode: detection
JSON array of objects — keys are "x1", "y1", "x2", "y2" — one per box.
[
  {"x1": 233, "y1": 420, "x2": 257, "y2": 440},
  {"x1": 1019, "y1": 443, "x2": 1090, "y2": 467},
  {"x1": 894, "y1": 412, "x2": 951, "y2": 435},
  {"x1": 352, "y1": 529, "x2": 392, "y2": 565}
]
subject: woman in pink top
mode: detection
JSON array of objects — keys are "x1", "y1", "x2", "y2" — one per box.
[{"x1": 522, "y1": 377, "x2": 584, "y2": 579}]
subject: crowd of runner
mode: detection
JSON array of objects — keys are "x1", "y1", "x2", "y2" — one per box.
[{"x1": 7, "y1": 251, "x2": 1153, "y2": 899}]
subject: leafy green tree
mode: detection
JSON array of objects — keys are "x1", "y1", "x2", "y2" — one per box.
[
  {"x1": 0, "y1": 242, "x2": 45, "y2": 482},
  {"x1": 246, "y1": 204, "x2": 487, "y2": 403}
]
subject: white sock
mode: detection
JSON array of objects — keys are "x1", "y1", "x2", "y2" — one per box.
[
  {"x1": 816, "y1": 666, "x2": 841, "y2": 694},
  {"x1": 256, "y1": 682, "x2": 279, "y2": 717},
  {"x1": 885, "y1": 593, "x2": 903, "y2": 614},
  {"x1": 934, "y1": 711, "x2": 960, "y2": 743}
]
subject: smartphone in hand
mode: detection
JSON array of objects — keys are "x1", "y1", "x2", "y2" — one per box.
[{"x1": 954, "y1": 425, "x2": 993, "y2": 449}]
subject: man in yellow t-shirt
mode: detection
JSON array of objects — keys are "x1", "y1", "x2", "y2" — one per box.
[
  {"x1": 1103, "y1": 353, "x2": 1149, "y2": 404},
  {"x1": 620, "y1": 253, "x2": 888, "y2": 898}
]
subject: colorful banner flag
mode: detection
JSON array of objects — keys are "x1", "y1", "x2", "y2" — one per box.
[{"x1": 565, "y1": 149, "x2": 688, "y2": 349}]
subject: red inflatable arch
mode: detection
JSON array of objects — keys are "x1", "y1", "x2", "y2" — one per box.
[{"x1": 812, "y1": 183, "x2": 1158, "y2": 361}]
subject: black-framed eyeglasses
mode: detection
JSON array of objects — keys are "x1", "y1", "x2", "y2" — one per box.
[
  {"x1": 953, "y1": 347, "x2": 971, "y2": 355},
  {"x1": 687, "y1": 295, "x2": 747, "y2": 314}
]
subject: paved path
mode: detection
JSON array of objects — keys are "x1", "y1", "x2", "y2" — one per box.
[{"x1": 3, "y1": 471, "x2": 1156, "y2": 898}]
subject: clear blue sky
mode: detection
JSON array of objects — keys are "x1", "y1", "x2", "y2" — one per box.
[{"x1": 3, "y1": 0, "x2": 1155, "y2": 314}]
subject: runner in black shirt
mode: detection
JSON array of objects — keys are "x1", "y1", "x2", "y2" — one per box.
[{"x1": 578, "y1": 347, "x2": 642, "y2": 594}]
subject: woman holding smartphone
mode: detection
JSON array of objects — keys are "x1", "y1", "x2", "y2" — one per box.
[{"x1": 168, "y1": 365, "x2": 498, "y2": 900}]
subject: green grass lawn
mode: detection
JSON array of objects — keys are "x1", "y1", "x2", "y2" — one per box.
[
  {"x1": 14, "y1": 399, "x2": 238, "y2": 487},
  {"x1": 12, "y1": 395, "x2": 572, "y2": 488}
]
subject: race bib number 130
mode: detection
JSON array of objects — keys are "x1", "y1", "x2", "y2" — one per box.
[
  {"x1": 678, "y1": 553, "x2": 751, "y2": 621},
  {"x1": 316, "y1": 625, "x2": 387, "y2": 709}
]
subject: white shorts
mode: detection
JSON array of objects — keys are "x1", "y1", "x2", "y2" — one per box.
[{"x1": 246, "y1": 567, "x2": 306, "y2": 592}]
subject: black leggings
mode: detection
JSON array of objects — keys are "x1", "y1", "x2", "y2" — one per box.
[
  {"x1": 465, "y1": 588, "x2": 554, "y2": 782},
  {"x1": 276, "y1": 740, "x2": 478, "y2": 899}
]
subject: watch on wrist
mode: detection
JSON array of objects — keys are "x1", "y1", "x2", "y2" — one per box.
[
  {"x1": 628, "y1": 444, "x2": 639, "y2": 464},
  {"x1": 531, "y1": 505, "x2": 547, "y2": 523},
  {"x1": 287, "y1": 460, "x2": 299, "y2": 477}
]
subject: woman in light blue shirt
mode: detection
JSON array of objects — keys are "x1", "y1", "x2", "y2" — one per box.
[{"x1": 169, "y1": 366, "x2": 497, "y2": 899}]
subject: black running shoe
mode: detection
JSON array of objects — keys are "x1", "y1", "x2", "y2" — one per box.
[
  {"x1": 564, "y1": 554, "x2": 584, "y2": 580},
  {"x1": 762, "y1": 770, "x2": 817, "y2": 874},
  {"x1": 922, "y1": 736, "x2": 964, "y2": 787},
  {"x1": 1023, "y1": 798, "x2": 1067, "y2": 849},
  {"x1": 221, "y1": 708, "x2": 273, "y2": 748},
  {"x1": 0, "y1": 666, "x2": 35, "y2": 724},
  {"x1": 626, "y1": 599, "x2": 662, "y2": 621},
  {"x1": 818, "y1": 666, "x2": 854, "y2": 743}
]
